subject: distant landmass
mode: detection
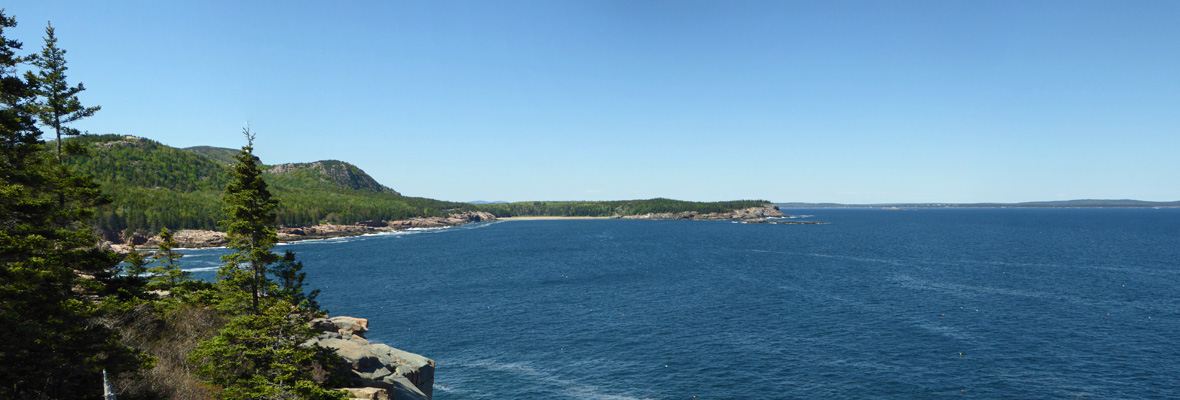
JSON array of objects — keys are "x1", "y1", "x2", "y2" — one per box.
[
  {"x1": 63, "y1": 134, "x2": 773, "y2": 235},
  {"x1": 777, "y1": 199, "x2": 1180, "y2": 208}
]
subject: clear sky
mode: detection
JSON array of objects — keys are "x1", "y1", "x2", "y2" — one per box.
[{"x1": 5, "y1": 1, "x2": 1179, "y2": 203}]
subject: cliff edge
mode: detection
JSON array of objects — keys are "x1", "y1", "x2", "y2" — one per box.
[{"x1": 308, "y1": 317, "x2": 434, "y2": 400}]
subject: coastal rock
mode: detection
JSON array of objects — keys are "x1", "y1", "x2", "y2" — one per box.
[
  {"x1": 309, "y1": 317, "x2": 434, "y2": 400},
  {"x1": 386, "y1": 211, "x2": 497, "y2": 230},
  {"x1": 173, "y1": 229, "x2": 228, "y2": 247},
  {"x1": 129, "y1": 229, "x2": 228, "y2": 248},
  {"x1": 727, "y1": 205, "x2": 786, "y2": 220},
  {"x1": 279, "y1": 224, "x2": 382, "y2": 240},
  {"x1": 620, "y1": 205, "x2": 786, "y2": 221},
  {"x1": 313, "y1": 316, "x2": 369, "y2": 339},
  {"x1": 107, "y1": 211, "x2": 497, "y2": 252},
  {"x1": 386, "y1": 218, "x2": 448, "y2": 230},
  {"x1": 451, "y1": 211, "x2": 496, "y2": 223},
  {"x1": 341, "y1": 387, "x2": 389, "y2": 400}
]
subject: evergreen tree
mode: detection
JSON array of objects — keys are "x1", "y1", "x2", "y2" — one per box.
[
  {"x1": 0, "y1": 12, "x2": 145, "y2": 398},
  {"x1": 190, "y1": 301, "x2": 346, "y2": 400},
  {"x1": 25, "y1": 21, "x2": 99, "y2": 161},
  {"x1": 148, "y1": 227, "x2": 189, "y2": 288},
  {"x1": 194, "y1": 127, "x2": 345, "y2": 400},
  {"x1": 271, "y1": 250, "x2": 320, "y2": 310},
  {"x1": 123, "y1": 244, "x2": 149, "y2": 279},
  {"x1": 218, "y1": 126, "x2": 281, "y2": 315}
]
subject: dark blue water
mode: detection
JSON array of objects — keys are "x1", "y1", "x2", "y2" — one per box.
[{"x1": 178, "y1": 209, "x2": 1180, "y2": 399}]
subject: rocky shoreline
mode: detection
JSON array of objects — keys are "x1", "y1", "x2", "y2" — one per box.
[
  {"x1": 106, "y1": 205, "x2": 798, "y2": 252},
  {"x1": 618, "y1": 205, "x2": 787, "y2": 221},
  {"x1": 105, "y1": 211, "x2": 499, "y2": 252}
]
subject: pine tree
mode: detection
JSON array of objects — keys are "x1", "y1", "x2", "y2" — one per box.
[
  {"x1": 148, "y1": 227, "x2": 189, "y2": 288},
  {"x1": 123, "y1": 244, "x2": 149, "y2": 279},
  {"x1": 195, "y1": 126, "x2": 345, "y2": 400},
  {"x1": 190, "y1": 301, "x2": 347, "y2": 400},
  {"x1": 271, "y1": 250, "x2": 320, "y2": 310},
  {"x1": 218, "y1": 125, "x2": 281, "y2": 315},
  {"x1": 0, "y1": 12, "x2": 145, "y2": 398},
  {"x1": 25, "y1": 21, "x2": 99, "y2": 161}
]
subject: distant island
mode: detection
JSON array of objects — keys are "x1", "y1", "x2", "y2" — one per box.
[{"x1": 776, "y1": 200, "x2": 1180, "y2": 209}]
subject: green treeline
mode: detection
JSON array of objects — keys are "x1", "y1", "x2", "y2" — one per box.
[{"x1": 473, "y1": 198, "x2": 771, "y2": 217}]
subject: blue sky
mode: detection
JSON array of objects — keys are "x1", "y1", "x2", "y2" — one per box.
[{"x1": 5, "y1": 1, "x2": 1179, "y2": 203}]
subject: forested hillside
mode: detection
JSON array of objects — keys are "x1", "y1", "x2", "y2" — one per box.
[
  {"x1": 65, "y1": 134, "x2": 773, "y2": 234},
  {"x1": 65, "y1": 135, "x2": 470, "y2": 233},
  {"x1": 183, "y1": 145, "x2": 239, "y2": 165}
]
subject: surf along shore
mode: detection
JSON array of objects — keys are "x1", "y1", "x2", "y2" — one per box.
[{"x1": 499, "y1": 216, "x2": 614, "y2": 221}]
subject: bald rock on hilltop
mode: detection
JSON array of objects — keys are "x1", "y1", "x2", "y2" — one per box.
[{"x1": 269, "y1": 160, "x2": 400, "y2": 195}]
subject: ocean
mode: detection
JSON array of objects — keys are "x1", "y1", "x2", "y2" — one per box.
[{"x1": 177, "y1": 208, "x2": 1180, "y2": 399}]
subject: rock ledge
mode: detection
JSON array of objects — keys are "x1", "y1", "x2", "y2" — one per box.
[{"x1": 307, "y1": 317, "x2": 434, "y2": 400}]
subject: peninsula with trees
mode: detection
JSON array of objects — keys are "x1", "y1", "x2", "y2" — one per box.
[{"x1": 62, "y1": 133, "x2": 781, "y2": 249}]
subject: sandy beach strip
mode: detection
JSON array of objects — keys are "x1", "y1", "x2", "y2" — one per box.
[{"x1": 499, "y1": 216, "x2": 615, "y2": 221}]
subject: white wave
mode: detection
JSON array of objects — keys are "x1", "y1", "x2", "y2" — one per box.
[
  {"x1": 175, "y1": 245, "x2": 227, "y2": 251},
  {"x1": 279, "y1": 222, "x2": 499, "y2": 247},
  {"x1": 182, "y1": 266, "x2": 220, "y2": 273},
  {"x1": 404, "y1": 226, "x2": 451, "y2": 232}
]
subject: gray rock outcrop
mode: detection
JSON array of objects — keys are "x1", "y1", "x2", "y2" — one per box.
[
  {"x1": 620, "y1": 205, "x2": 786, "y2": 221},
  {"x1": 307, "y1": 317, "x2": 434, "y2": 400},
  {"x1": 385, "y1": 211, "x2": 497, "y2": 230}
]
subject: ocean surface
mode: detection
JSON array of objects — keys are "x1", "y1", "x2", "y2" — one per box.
[{"x1": 177, "y1": 209, "x2": 1180, "y2": 399}]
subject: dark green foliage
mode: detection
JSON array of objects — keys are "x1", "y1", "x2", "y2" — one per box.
[
  {"x1": 66, "y1": 135, "x2": 232, "y2": 191},
  {"x1": 195, "y1": 128, "x2": 345, "y2": 399},
  {"x1": 24, "y1": 22, "x2": 99, "y2": 160},
  {"x1": 123, "y1": 246, "x2": 149, "y2": 278},
  {"x1": 64, "y1": 135, "x2": 232, "y2": 232},
  {"x1": 0, "y1": 12, "x2": 147, "y2": 398},
  {"x1": 271, "y1": 251, "x2": 320, "y2": 310},
  {"x1": 148, "y1": 228, "x2": 189, "y2": 289},
  {"x1": 219, "y1": 128, "x2": 281, "y2": 316},
  {"x1": 189, "y1": 303, "x2": 347, "y2": 400}
]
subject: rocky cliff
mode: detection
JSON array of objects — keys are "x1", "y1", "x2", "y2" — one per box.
[{"x1": 308, "y1": 317, "x2": 434, "y2": 400}]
